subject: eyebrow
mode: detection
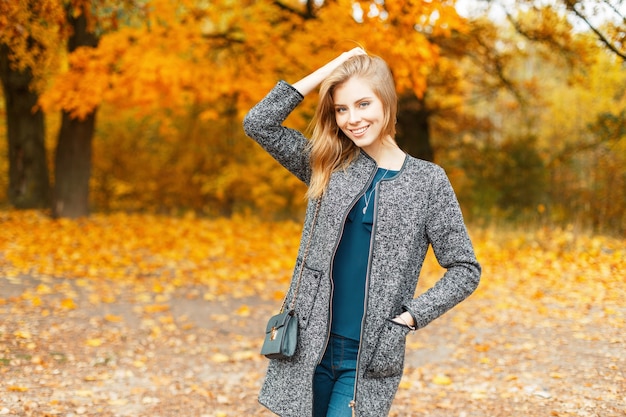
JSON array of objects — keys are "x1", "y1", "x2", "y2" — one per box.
[{"x1": 333, "y1": 97, "x2": 374, "y2": 107}]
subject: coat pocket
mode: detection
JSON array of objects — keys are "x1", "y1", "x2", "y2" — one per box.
[
  {"x1": 364, "y1": 320, "x2": 409, "y2": 378},
  {"x1": 285, "y1": 259, "x2": 323, "y2": 330}
]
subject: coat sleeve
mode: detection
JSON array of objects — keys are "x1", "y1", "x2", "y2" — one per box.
[
  {"x1": 242, "y1": 80, "x2": 312, "y2": 184},
  {"x1": 403, "y1": 166, "x2": 481, "y2": 330}
]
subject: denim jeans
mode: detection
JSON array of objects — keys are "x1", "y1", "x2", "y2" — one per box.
[{"x1": 313, "y1": 334, "x2": 359, "y2": 417}]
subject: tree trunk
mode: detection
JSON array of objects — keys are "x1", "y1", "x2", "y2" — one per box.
[
  {"x1": 52, "y1": 6, "x2": 99, "y2": 218},
  {"x1": 396, "y1": 93, "x2": 434, "y2": 162},
  {"x1": 0, "y1": 44, "x2": 51, "y2": 208},
  {"x1": 53, "y1": 111, "x2": 96, "y2": 217}
]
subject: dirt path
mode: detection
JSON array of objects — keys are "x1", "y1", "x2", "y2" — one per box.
[{"x1": 1, "y1": 274, "x2": 624, "y2": 417}]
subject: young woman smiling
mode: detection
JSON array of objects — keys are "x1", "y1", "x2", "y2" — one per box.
[{"x1": 243, "y1": 48, "x2": 481, "y2": 417}]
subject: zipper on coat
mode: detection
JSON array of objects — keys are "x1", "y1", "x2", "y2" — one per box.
[
  {"x1": 309, "y1": 174, "x2": 373, "y2": 415},
  {"x1": 350, "y1": 175, "x2": 391, "y2": 416}
]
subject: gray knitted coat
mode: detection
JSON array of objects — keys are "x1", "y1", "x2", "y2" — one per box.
[{"x1": 243, "y1": 81, "x2": 481, "y2": 417}]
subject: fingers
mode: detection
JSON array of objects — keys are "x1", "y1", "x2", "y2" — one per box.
[
  {"x1": 292, "y1": 47, "x2": 368, "y2": 96},
  {"x1": 351, "y1": 46, "x2": 367, "y2": 55},
  {"x1": 343, "y1": 46, "x2": 367, "y2": 59}
]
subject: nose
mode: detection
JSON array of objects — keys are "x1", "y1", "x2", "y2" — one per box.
[{"x1": 348, "y1": 109, "x2": 361, "y2": 124}]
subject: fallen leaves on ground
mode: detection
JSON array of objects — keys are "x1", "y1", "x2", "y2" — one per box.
[
  {"x1": 0, "y1": 210, "x2": 302, "y2": 303},
  {"x1": 0, "y1": 210, "x2": 624, "y2": 416}
]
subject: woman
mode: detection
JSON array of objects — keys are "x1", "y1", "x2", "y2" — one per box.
[{"x1": 243, "y1": 48, "x2": 481, "y2": 417}]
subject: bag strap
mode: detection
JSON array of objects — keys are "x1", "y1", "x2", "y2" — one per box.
[{"x1": 281, "y1": 197, "x2": 322, "y2": 313}]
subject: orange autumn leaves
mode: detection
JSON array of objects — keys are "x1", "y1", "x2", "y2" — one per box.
[
  {"x1": 471, "y1": 227, "x2": 625, "y2": 321},
  {"x1": 35, "y1": 0, "x2": 463, "y2": 120},
  {"x1": 0, "y1": 0, "x2": 67, "y2": 92},
  {"x1": 1, "y1": 211, "x2": 625, "y2": 416},
  {"x1": 0, "y1": 211, "x2": 302, "y2": 303},
  {"x1": 2, "y1": 210, "x2": 624, "y2": 317}
]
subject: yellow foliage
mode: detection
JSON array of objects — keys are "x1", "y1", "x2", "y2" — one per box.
[
  {"x1": 0, "y1": 210, "x2": 303, "y2": 300},
  {"x1": 1, "y1": 210, "x2": 624, "y2": 314},
  {"x1": 0, "y1": 0, "x2": 117, "y2": 94},
  {"x1": 85, "y1": 338, "x2": 104, "y2": 347},
  {"x1": 13, "y1": 0, "x2": 467, "y2": 219},
  {"x1": 2, "y1": 0, "x2": 467, "y2": 217},
  {"x1": 13, "y1": 330, "x2": 32, "y2": 340},
  {"x1": 60, "y1": 298, "x2": 77, "y2": 310},
  {"x1": 0, "y1": 0, "x2": 66, "y2": 92},
  {"x1": 0, "y1": 211, "x2": 624, "y2": 415},
  {"x1": 89, "y1": 104, "x2": 307, "y2": 217},
  {"x1": 432, "y1": 374, "x2": 453, "y2": 386},
  {"x1": 104, "y1": 314, "x2": 123, "y2": 323},
  {"x1": 38, "y1": 0, "x2": 462, "y2": 118},
  {"x1": 466, "y1": 226, "x2": 626, "y2": 320}
]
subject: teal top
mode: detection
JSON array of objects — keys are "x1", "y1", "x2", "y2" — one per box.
[{"x1": 331, "y1": 167, "x2": 398, "y2": 341}]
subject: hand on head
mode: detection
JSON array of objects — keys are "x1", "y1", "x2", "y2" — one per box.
[
  {"x1": 292, "y1": 47, "x2": 368, "y2": 96},
  {"x1": 344, "y1": 47, "x2": 367, "y2": 58}
]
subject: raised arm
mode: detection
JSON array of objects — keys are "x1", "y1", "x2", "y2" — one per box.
[
  {"x1": 292, "y1": 47, "x2": 367, "y2": 96},
  {"x1": 243, "y1": 47, "x2": 367, "y2": 183}
]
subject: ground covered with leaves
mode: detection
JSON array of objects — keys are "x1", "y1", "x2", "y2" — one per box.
[{"x1": 1, "y1": 211, "x2": 624, "y2": 416}]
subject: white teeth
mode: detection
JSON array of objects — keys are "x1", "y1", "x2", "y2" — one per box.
[{"x1": 352, "y1": 126, "x2": 368, "y2": 135}]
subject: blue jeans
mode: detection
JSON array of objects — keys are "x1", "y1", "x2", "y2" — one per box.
[{"x1": 313, "y1": 334, "x2": 359, "y2": 417}]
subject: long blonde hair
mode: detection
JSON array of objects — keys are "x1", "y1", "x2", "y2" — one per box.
[{"x1": 306, "y1": 55, "x2": 398, "y2": 199}]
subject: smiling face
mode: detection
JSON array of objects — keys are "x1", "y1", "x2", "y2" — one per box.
[{"x1": 332, "y1": 77, "x2": 388, "y2": 154}]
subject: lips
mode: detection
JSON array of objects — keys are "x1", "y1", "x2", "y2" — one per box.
[{"x1": 350, "y1": 126, "x2": 369, "y2": 136}]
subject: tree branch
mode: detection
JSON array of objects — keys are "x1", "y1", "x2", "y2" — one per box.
[
  {"x1": 273, "y1": 0, "x2": 316, "y2": 20},
  {"x1": 565, "y1": 1, "x2": 626, "y2": 61}
]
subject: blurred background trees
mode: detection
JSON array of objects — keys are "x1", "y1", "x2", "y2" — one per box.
[{"x1": 0, "y1": 0, "x2": 624, "y2": 234}]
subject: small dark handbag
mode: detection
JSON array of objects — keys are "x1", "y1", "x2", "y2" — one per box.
[
  {"x1": 260, "y1": 309, "x2": 298, "y2": 359},
  {"x1": 260, "y1": 198, "x2": 321, "y2": 360}
]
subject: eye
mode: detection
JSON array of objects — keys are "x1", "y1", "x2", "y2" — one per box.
[
  {"x1": 359, "y1": 101, "x2": 370, "y2": 108},
  {"x1": 335, "y1": 107, "x2": 347, "y2": 114}
]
